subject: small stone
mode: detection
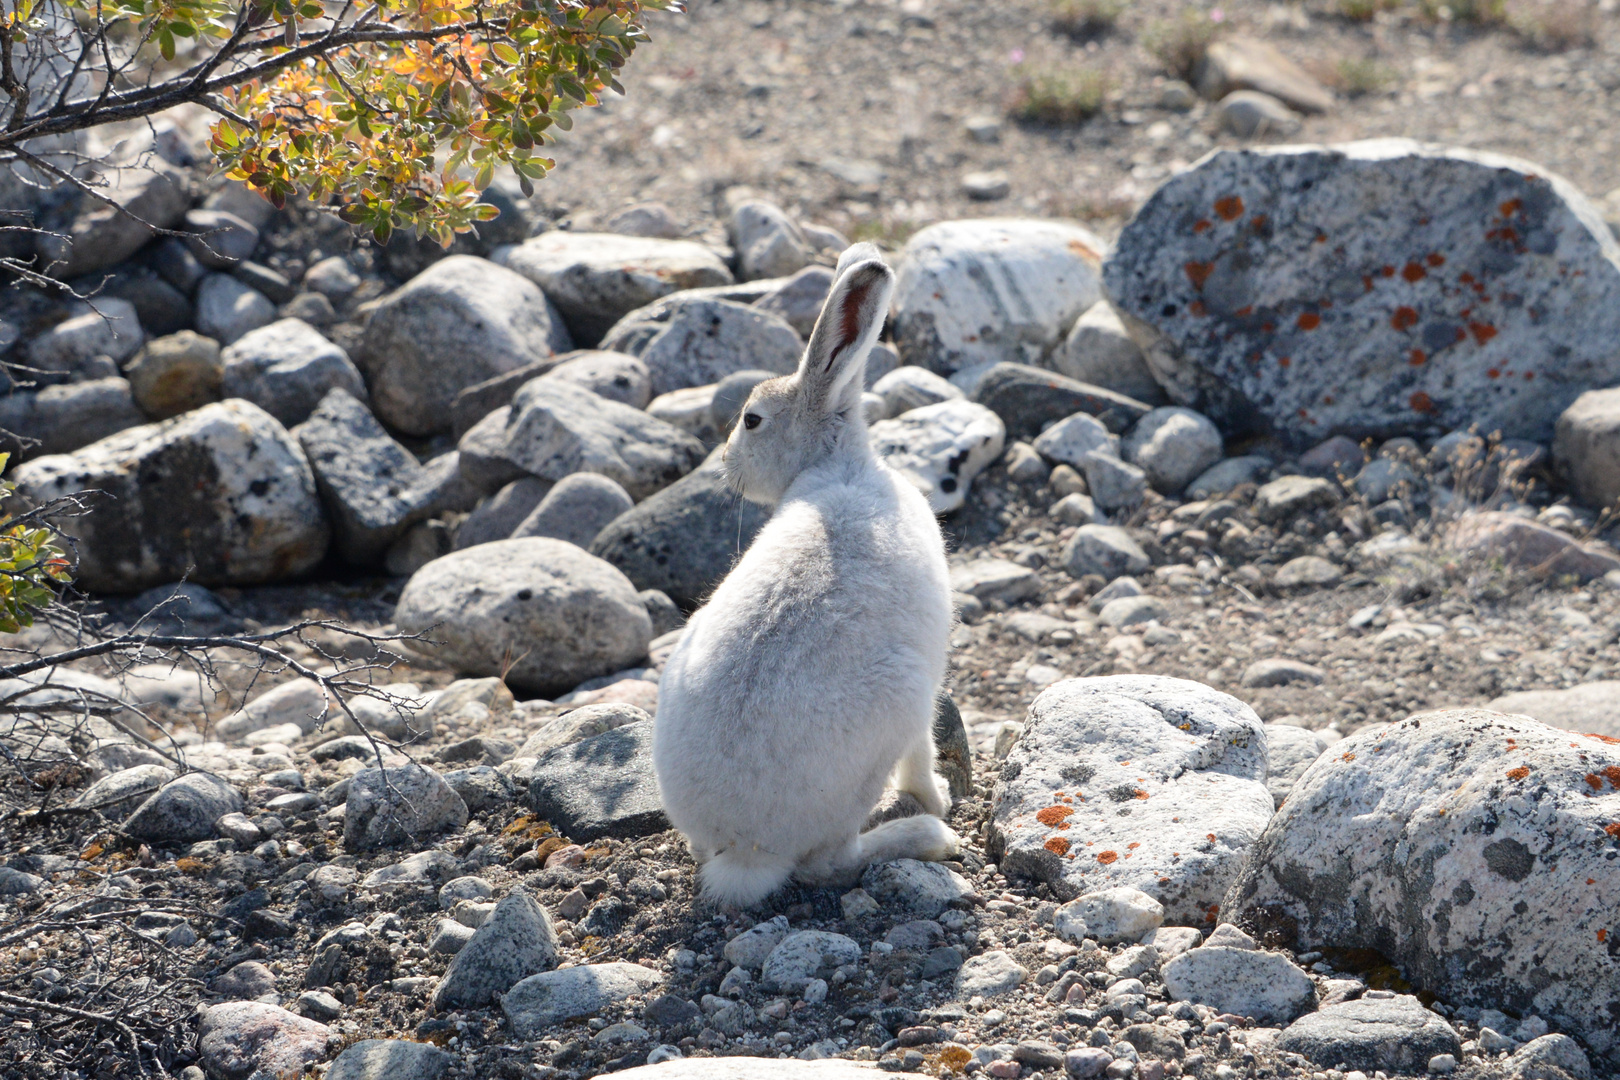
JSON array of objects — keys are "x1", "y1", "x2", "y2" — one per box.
[
  {"x1": 1123, "y1": 407, "x2": 1223, "y2": 495},
  {"x1": 1162, "y1": 947, "x2": 1315, "y2": 1025},
  {"x1": 512, "y1": 472, "x2": 634, "y2": 548},
  {"x1": 761, "y1": 931, "x2": 862, "y2": 993},
  {"x1": 123, "y1": 773, "x2": 243, "y2": 844},
  {"x1": 724, "y1": 915, "x2": 791, "y2": 971},
  {"x1": 502, "y1": 963, "x2": 663, "y2": 1038},
  {"x1": 343, "y1": 764, "x2": 468, "y2": 851},
  {"x1": 954, "y1": 950, "x2": 1027, "y2": 997},
  {"x1": 951, "y1": 558, "x2": 1042, "y2": 606},
  {"x1": 1217, "y1": 90, "x2": 1301, "y2": 137},
  {"x1": 962, "y1": 171, "x2": 1011, "y2": 201},
  {"x1": 1253, "y1": 476, "x2": 1340, "y2": 523},
  {"x1": 1277, "y1": 994, "x2": 1461, "y2": 1074},
  {"x1": 1051, "y1": 492, "x2": 1098, "y2": 526},
  {"x1": 295, "y1": 990, "x2": 342, "y2": 1023},
  {"x1": 1240, "y1": 658, "x2": 1327, "y2": 688},
  {"x1": 197, "y1": 1002, "x2": 329, "y2": 1080},
  {"x1": 433, "y1": 889, "x2": 560, "y2": 1009},
  {"x1": 1080, "y1": 451, "x2": 1149, "y2": 511},
  {"x1": 1202, "y1": 923, "x2": 1256, "y2": 950},
  {"x1": 859, "y1": 859, "x2": 974, "y2": 918},
  {"x1": 1098, "y1": 594, "x2": 1166, "y2": 629},
  {"x1": 1062, "y1": 525, "x2": 1151, "y2": 580},
  {"x1": 1056, "y1": 887, "x2": 1164, "y2": 945},
  {"x1": 125, "y1": 330, "x2": 223, "y2": 419},
  {"x1": 195, "y1": 274, "x2": 277, "y2": 345},
  {"x1": 326, "y1": 1039, "x2": 458, "y2": 1080}
]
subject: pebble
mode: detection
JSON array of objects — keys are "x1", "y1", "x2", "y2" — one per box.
[
  {"x1": 1161, "y1": 947, "x2": 1315, "y2": 1025},
  {"x1": 760, "y1": 931, "x2": 862, "y2": 993},
  {"x1": 433, "y1": 888, "x2": 560, "y2": 1009},
  {"x1": 326, "y1": 1039, "x2": 458, "y2": 1080},
  {"x1": 859, "y1": 859, "x2": 974, "y2": 918},
  {"x1": 953, "y1": 950, "x2": 1027, "y2": 997},
  {"x1": 502, "y1": 963, "x2": 664, "y2": 1038}
]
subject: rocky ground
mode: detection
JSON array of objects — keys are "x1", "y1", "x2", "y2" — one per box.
[{"x1": 4, "y1": 3, "x2": 1620, "y2": 1080}]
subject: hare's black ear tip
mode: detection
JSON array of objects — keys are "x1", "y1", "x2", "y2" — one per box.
[{"x1": 835, "y1": 242, "x2": 889, "y2": 277}]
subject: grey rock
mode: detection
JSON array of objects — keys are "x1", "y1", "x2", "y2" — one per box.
[
  {"x1": 0, "y1": 866, "x2": 44, "y2": 894},
  {"x1": 1050, "y1": 492, "x2": 1098, "y2": 526},
  {"x1": 723, "y1": 915, "x2": 790, "y2": 971},
  {"x1": 954, "y1": 950, "x2": 1027, "y2": 998},
  {"x1": 600, "y1": 295, "x2": 803, "y2": 398},
  {"x1": 515, "y1": 703, "x2": 652, "y2": 759},
  {"x1": 1061, "y1": 525, "x2": 1150, "y2": 580},
  {"x1": 1162, "y1": 947, "x2": 1314, "y2": 1024},
  {"x1": 1080, "y1": 450, "x2": 1149, "y2": 512},
  {"x1": 296, "y1": 388, "x2": 436, "y2": 563},
  {"x1": 761, "y1": 931, "x2": 862, "y2": 993},
  {"x1": 462, "y1": 379, "x2": 705, "y2": 501},
  {"x1": 1185, "y1": 455, "x2": 1273, "y2": 499},
  {"x1": 1123, "y1": 407, "x2": 1223, "y2": 494},
  {"x1": 1300, "y1": 435, "x2": 1368, "y2": 478},
  {"x1": 496, "y1": 232, "x2": 733, "y2": 345},
  {"x1": 326, "y1": 1039, "x2": 457, "y2": 1080},
  {"x1": 359, "y1": 255, "x2": 572, "y2": 436},
  {"x1": 203, "y1": 182, "x2": 275, "y2": 229},
  {"x1": 892, "y1": 219, "x2": 1106, "y2": 375},
  {"x1": 990, "y1": 675, "x2": 1271, "y2": 922},
  {"x1": 1488, "y1": 681, "x2": 1620, "y2": 738},
  {"x1": 1199, "y1": 37, "x2": 1334, "y2": 113},
  {"x1": 645, "y1": 385, "x2": 721, "y2": 446},
  {"x1": 1104, "y1": 139, "x2": 1620, "y2": 446},
  {"x1": 1262, "y1": 724, "x2": 1330, "y2": 808},
  {"x1": 1253, "y1": 476, "x2": 1340, "y2": 524},
  {"x1": 1055, "y1": 886, "x2": 1164, "y2": 945},
  {"x1": 1273, "y1": 555, "x2": 1344, "y2": 588},
  {"x1": 1279, "y1": 995, "x2": 1461, "y2": 1073},
  {"x1": 729, "y1": 201, "x2": 814, "y2": 282},
  {"x1": 14, "y1": 399, "x2": 328, "y2": 593},
  {"x1": 1452, "y1": 511, "x2": 1620, "y2": 582},
  {"x1": 1241, "y1": 658, "x2": 1327, "y2": 688},
  {"x1": 342, "y1": 764, "x2": 468, "y2": 851},
  {"x1": 38, "y1": 159, "x2": 190, "y2": 279},
  {"x1": 220, "y1": 318, "x2": 367, "y2": 427},
  {"x1": 182, "y1": 209, "x2": 258, "y2": 269},
  {"x1": 502, "y1": 963, "x2": 664, "y2": 1038},
  {"x1": 1507, "y1": 1035, "x2": 1592, "y2": 1080},
  {"x1": 1352, "y1": 457, "x2": 1423, "y2": 504},
  {"x1": 360, "y1": 849, "x2": 459, "y2": 891},
  {"x1": 441, "y1": 766, "x2": 517, "y2": 812},
  {"x1": 639, "y1": 589, "x2": 684, "y2": 637},
  {"x1": 1217, "y1": 90, "x2": 1301, "y2": 137},
  {"x1": 195, "y1": 275, "x2": 277, "y2": 346},
  {"x1": 872, "y1": 366, "x2": 964, "y2": 417},
  {"x1": 962, "y1": 170, "x2": 1011, "y2": 201},
  {"x1": 215, "y1": 960, "x2": 278, "y2": 998},
  {"x1": 395, "y1": 538, "x2": 651, "y2": 696},
  {"x1": 430, "y1": 919, "x2": 475, "y2": 955},
  {"x1": 1054, "y1": 301, "x2": 1163, "y2": 404},
  {"x1": 870, "y1": 399, "x2": 1006, "y2": 514},
  {"x1": 859, "y1": 859, "x2": 973, "y2": 918},
  {"x1": 450, "y1": 358, "x2": 563, "y2": 438},
  {"x1": 123, "y1": 772, "x2": 243, "y2": 844},
  {"x1": 512, "y1": 472, "x2": 634, "y2": 549},
  {"x1": 527, "y1": 721, "x2": 669, "y2": 841},
  {"x1": 455, "y1": 477, "x2": 554, "y2": 549},
  {"x1": 294, "y1": 990, "x2": 342, "y2": 1022},
  {"x1": 1555, "y1": 387, "x2": 1620, "y2": 510},
  {"x1": 933, "y1": 691, "x2": 973, "y2": 800},
  {"x1": 972, "y1": 363, "x2": 1151, "y2": 441},
  {"x1": 543, "y1": 350, "x2": 653, "y2": 409},
  {"x1": 196, "y1": 1002, "x2": 328, "y2": 1080},
  {"x1": 590, "y1": 446, "x2": 770, "y2": 608},
  {"x1": 1032, "y1": 412, "x2": 1119, "y2": 469},
  {"x1": 1098, "y1": 594, "x2": 1166, "y2": 629},
  {"x1": 25, "y1": 299, "x2": 144, "y2": 376},
  {"x1": 125, "y1": 331, "x2": 223, "y2": 420},
  {"x1": 605, "y1": 202, "x2": 683, "y2": 240},
  {"x1": 303, "y1": 257, "x2": 361, "y2": 300},
  {"x1": 950, "y1": 559, "x2": 1041, "y2": 606},
  {"x1": 72, "y1": 763, "x2": 175, "y2": 816},
  {"x1": 12, "y1": 379, "x2": 147, "y2": 456},
  {"x1": 432, "y1": 889, "x2": 559, "y2": 1009},
  {"x1": 215, "y1": 679, "x2": 329, "y2": 743},
  {"x1": 754, "y1": 265, "x2": 834, "y2": 337},
  {"x1": 1224, "y1": 709, "x2": 1620, "y2": 1069}
]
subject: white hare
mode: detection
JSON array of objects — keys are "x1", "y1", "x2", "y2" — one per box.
[{"x1": 653, "y1": 244, "x2": 959, "y2": 907}]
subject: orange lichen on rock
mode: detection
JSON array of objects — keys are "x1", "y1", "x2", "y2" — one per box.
[
  {"x1": 1185, "y1": 262, "x2": 1214, "y2": 290},
  {"x1": 1037, "y1": 805, "x2": 1076, "y2": 827},
  {"x1": 1045, "y1": 837, "x2": 1071, "y2": 855},
  {"x1": 1133, "y1": 789, "x2": 1150, "y2": 800},
  {"x1": 1605, "y1": 823, "x2": 1620, "y2": 838},
  {"x1": 1391, "y1": 306, "x2": 1419, "y2": 330},
  {"x1": 1097, "y1": 850, "x2": 1119, "y2": 864},
  {"x1": 1214, "y1": 195, "x2": 1244, "y2": 221},
  {"x1": 1297, "y1": 312, "x2": 1321, "y2": 330},
  {"x1": 1507, "y1": 766, "x2": 1531, "y2": 781}
]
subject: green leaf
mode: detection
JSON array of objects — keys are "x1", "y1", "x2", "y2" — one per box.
[{"x1": 492, "y1": 41, "x2": 520, "y2": 64}]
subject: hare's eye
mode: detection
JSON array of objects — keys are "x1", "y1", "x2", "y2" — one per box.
[{"x1": 743, "y1": 412, "x2": 762, "y2": 430}]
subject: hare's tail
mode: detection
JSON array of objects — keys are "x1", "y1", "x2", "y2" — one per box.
[{"x1": 699, "y1": 850, "x2": 795, "y2": 908}]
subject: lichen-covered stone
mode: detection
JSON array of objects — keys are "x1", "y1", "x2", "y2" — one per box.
[
  {"x1": 1223, "y1": 709, "x2": 1620, "y2": 1071},
  {"x1": 989, "y1": 675, "x2": 1272, "y2": 924},
  {"x1": 1104, "y1": 139, "x2": 1620, "y2": 445}
]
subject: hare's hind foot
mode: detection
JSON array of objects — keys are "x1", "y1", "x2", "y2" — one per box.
[
  {"x1": 894, "y1": 735, "x2": 951, "y2": 818},
  {"x1": 698, "y1": 850, "x2": 794, "y2": 908}
]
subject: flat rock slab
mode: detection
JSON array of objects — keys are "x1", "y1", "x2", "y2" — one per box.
[
  {"x1": 527, "y1": 721, "x2": 670, "y2": 841},
  {"x1": 1161, "y1": 946, "x2": 1314, "y2": 1025},
  {"x1": 869, "y1": 399, "x2": 1005, "y2": 514},
  {"x1": 326, "y1": 1039, "x2": 458, "y2": 1080},
  {"x1": 123, "y1": 772, "x2": 243, "y2": 844},
  {"x1": 1223, "y1": 708, "x2": 1620, "y2": 1071},
  {"x1": 989, "y1": 675, "x2": 1273, "y2": 924},
  {"x1": 1277, "y1": 995, "x2": 1461, "y2": 1074},
  {"x1": 1490, "y1": 681, "x2": 1620, "y2": 738},
  {"x1": 502, "y1": 962, "x2": 663, "y2": 1038},
  {"x1": 1103, "y1": 139, "x2": 1620, "y2": 445},
  {"x1": 197, "y1": 1001, "x2": 330, "y2": 1080}
]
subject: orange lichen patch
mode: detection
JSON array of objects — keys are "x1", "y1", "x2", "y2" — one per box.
[
  {"x1": 1590, "y1": 878, "x2": 1598, "y2": 885},
  {"x1": 175, "y1": 857, "x2": 208, "y2": 876},
  {"x1": 1193, "y1": 219, "x2": 1212, "y2": 234},
  {"x1": 1297, "y1": 312, "x2": 1321, "y2": 331},
  {"x1": 1606, "y1": 766, "x2": 1620, "y2": 785},
  {"x1": 1586, "y1": 732, "x2": 1620, "y2": 745},
  {"x1": 1587, "y1": 774, "x2": 1605, "y2": 790},
  {"x1": 1410, "y1": 392, "x2": 1437, "y2": 415},
  {"x1": 1500, "y1": 197, "x2": 1523, "y2": 217},
  {"x1": 1054, "y1": 791, "x2": 1067, "y2": 797},
  {"x1": 1409, "y1": 349, "x2": 1427, "y2": 367},
  {"x1": 1341, "y1": 752, "x2": 1357, "y2": 762},
  {"x1": 1206, "y1": 833, "x2": 1218, "y2": 842},
  {"x1": 1250, "y1": 215, "x2": 1268, "y2": 230},
  {"x1": 79, "y1": 842, "x2": 104, "y2": 861},
  {"x1": 1128, "y1": 842, "x2": 1141, "y2": 850},
  {"x1": 1189, "y1": 300, "x2": 1208, "y2": 317},
  {"x1": 1381, "y1": 265, "x2": 1397, "y2": 277},
  {"x1": 1120, "y1": 761, "x2": 1131, "y2": 766},
  {"x1": 1278, "y1": 356, "x2": 1291, "y2": 368},
  {"x1": 1185, "y1": 262, "x2": 1214, "y2": 290},
  {"x1": 1426, "y1": 253, "x2": 1446, "y2": 267},
  {"x1": 1469, "y1": 322, "x2": 1498, "y2": 345},
  {"x1": 533, "y1": 836, "x2": 570, "y2": 863},
  {"x1": 1037, "y1": 805, "x2": 1076, "y2": 827},
  {"x1": 1097, "y1": 850, "x2": 1119, "y2": 864},
  {"x1": 1235, "y1": 305, "x2": 1254, "y2": 316},
  {"x1": 1487, "y1": 368, "x2": 1502, "y2": 379},
  {"x1": 1507, "y1": 766, "x2": 1531, "y2": 780},
  {"x1": 1605, "y1": 823, "x2": 1620, "y2": 837},
  {"x1": 1069, "y1": 237, "x2": 1101, "y2": 262},
  {"x1": 1045, "y1": 837, "x2": 1072, "y2": 855},
  {"x1": 1524, "y1": 372, "x2": 1536, "y2": 381},
  {"x1": 1600, "y1": 929, "x2": 1610, "y2": 943},
  {"x1": 1133, "y1": 789, "x2": 1150, "y2": 800},
  {"x1": 1401, "y1": 262, "x2": 1427, "y2": 283},
  {"x1": 1214, "y1": 195, "x2": 1244, "y2": 221},
  {"x1": 938, "y1": 1045, "x2": 973, "y2": 1072},
  {"x1": 1392, "y1": 306, "x2": 1419, "y2": 331},
  {"x1": 1261, "y1": 320, "x2": 1276, "y2": 333}
]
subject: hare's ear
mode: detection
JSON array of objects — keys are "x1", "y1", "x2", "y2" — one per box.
[{"x1": 801, "y1": 244, "x2": 895, "y2": 415}]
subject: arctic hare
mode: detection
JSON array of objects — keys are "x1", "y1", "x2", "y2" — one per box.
[{"x1": 653, "y1": 243, "x2": 959, "y2": 907}]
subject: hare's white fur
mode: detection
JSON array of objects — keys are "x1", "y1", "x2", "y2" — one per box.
[{"x1": 653, "y1": 244, "x2": 959, "y2": 907}]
